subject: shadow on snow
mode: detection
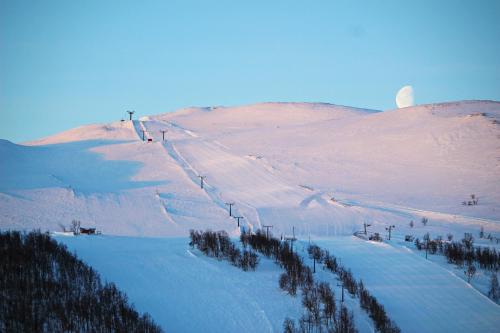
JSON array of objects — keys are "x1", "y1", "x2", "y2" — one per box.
[{"x1": 0, "y1": 139, "x2": 166, "y2": 194}]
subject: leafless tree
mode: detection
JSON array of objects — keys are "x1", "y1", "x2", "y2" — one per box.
[
  {"x1": 488, "y1": 273, "x2": 499, "y2": 301},
  {"x1": 465, "y1": 264, "x2": 477, "y2": 283}
]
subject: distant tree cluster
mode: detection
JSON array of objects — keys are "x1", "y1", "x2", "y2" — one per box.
[
  {"x1": 414, "y1": 233, "x2": 500, "y2": 270},
  {"x1": 462, "y1": 194, "x2": 479, "y2": 206},
  {"x1": 241, "y1": 230, "x2": 358, "y2": 333},
  {"x1": 446, "y1": 241, "x2": 499, "y2": 270},
  {"x1": 0, "y1": 230, "x2": 162, "y2": 333},
  {"x1": 242, "y1": 230, "x2": 314, "y2": 296},
  {"x1": 189, "y1": 230, "x2": 258, "y2": 271}
]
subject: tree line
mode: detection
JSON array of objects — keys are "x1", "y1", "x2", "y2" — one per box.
[
  {"x1": 0, "y1": 230, "x2": 162, "y2": 333},
  {"x1": 414, "y1": 233, "x2": 499, "y2": 270},
  {"x1": 189, "y1": 230, "x2": 258, "y2": 271},
  {"x1": 241, "y1": 230, "x2": 358, "y2": 333}
]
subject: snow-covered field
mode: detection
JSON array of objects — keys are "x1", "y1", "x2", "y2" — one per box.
[
  {"x1": 55, "y1": 235, "x2": 500, "y2": 333},
  {"x1": 55, "y1": 235, "x2": 304, "y2": 333},
  {"x1": 2, "y1": 100, "x2": 500, "y2": 332},
  {"x1": 314, "y1": 237, "x2": 500, "y2": 333}
]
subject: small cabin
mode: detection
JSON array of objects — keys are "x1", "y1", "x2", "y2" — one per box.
[{"x1": 80, "y1": 227, "x2": 96, "y2": 235}]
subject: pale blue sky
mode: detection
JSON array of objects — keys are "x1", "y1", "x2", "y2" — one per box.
[{"x1": 1, "y1": 0, "x2": 499, "y2": 142}]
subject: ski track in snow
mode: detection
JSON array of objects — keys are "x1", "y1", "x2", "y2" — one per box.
[
  {"x1": 160, "y1": 128, "x2": 237, "y2": 218},
  {"x1": 150, "y1": 120, "x2": 266, "y2": 232}
]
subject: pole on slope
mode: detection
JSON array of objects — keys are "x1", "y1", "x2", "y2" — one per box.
[
  {"x1": 198, "y1": 176, "x2": 206, "y2": 189},
  {"x1": 385, "y1": 225, "x2": 395, "y2": 240},
  {"x1": 262, "y1": 225, "x2": 273, "y2": 239},
  {"x1": 284, "y1": 226, "x2": 297, "y2": 254},
  {"x1": 234, "y1": 216, "x2": 243, "y2": 227},
  {"x1": 160, "y1": 130, "x2": 167, "y2": 141},
  {"x1": 225, "y1": 202, "x2": 235, "y2": 216},
  {"x1": 127, "y1": 110, "x2": 135, "y2": 120},
  {"x1": 140, "y1": 130, "x2": 146, "y2": 141},
  {"x1": 363, "y1": 222, "x2": 372, "y2": 235},
  {"x1": 337, "y1": 282, "x2": 345, "y2": 303},
  {"x1": 424, "y1": 234, "x2": 430, "y2": 259}
]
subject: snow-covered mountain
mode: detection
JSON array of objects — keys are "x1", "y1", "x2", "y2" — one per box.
[
  {"x1": 3, "y1": 100, "x2": 500, "y2": 333},
  {"x1": 1, "y1": 100, "x2": 499, "y2": 239}
]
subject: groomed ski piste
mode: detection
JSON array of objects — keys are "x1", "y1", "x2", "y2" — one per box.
[{"x1": 1, "y1": 100, "x2": 500, "y2": 332}]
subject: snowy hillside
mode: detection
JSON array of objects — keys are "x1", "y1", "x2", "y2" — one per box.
[
  {"x1": 1, "y1": 100, "x2": 499, "y2": 239},
  {"x1": 2, "y1": 100, "x2": 500, "y2": 332},
  {"x1": 55, "y1": 235, "x2": 500, "y2": 333}
]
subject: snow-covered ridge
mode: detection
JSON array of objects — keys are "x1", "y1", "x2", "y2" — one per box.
[
  {"x1": 385, "y1": 99, "x2": 500, "y2": 119},
  {"x1": 24, "y1": 120, "x2": 137, "y2": 146},
  {"x1": 22, "y1": 100, "x2": 499, "y2": 146},
  {"x1": 150, "y1": 102, "x2": 379, "y2": 129},
  {"x1": 1, "y1": 100, "x2": 499, "y2": 238}
]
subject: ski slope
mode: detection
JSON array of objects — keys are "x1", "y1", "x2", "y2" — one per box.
[
  {"x1": 314, "y1": 237, "x2": 500, "y2": 333},
  {"x1": 1, "y1": 100, "x2": 499, "y2": 239},
  {"x1": 2, "y1": 100, "x2": 500, "y2": 332},
  {"x1": 55, "y1": 235, "x2": 500, "y2": 333},
  {"x1": 55, "y1": 235, "x2": 305, "y2": 333},
  {"x1": 157, "y1": 101, "x2": 500, "y2": 221},
  {"x1": 0, "y1": 122, "x2": 236, "y2": 236}
]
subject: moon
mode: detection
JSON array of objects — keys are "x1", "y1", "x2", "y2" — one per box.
[{"x1": 396, "y1": 85, "x2": 415, "y2": 108}]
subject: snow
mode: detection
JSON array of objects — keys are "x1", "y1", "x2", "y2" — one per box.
[
  {"x1": 54, "y1": 235, "x2": 500, "y2": 333},
  {"x1": 24, "y1": 120, "x2": 137, "y2": 145},
  {"x1": 0, "y1": 136, "x2": 235, "y2": 236},
  {"x1": 55, "y1": 235, "x2": 304, "y2": 333},
  {"x1": 314, "y1": 237, "x2": 500, "y2": 333},
  {"x1": 2, "y1": 100, "x2": 500, "y2": 331},
  {"x1": 2, "y1": 101, "x2": 499, "y2": 238},
  {"x1": 400, "y1": 237, "x2": 500, "y2": 307}
]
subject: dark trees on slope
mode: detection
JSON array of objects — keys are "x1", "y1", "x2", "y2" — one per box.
[
  {"x1": 0, "y1": 230, "x2": 162, "y2": 333},
  {"x1": 189, "y1": 229, "x2": 258, "y2": 271},
  {"x1": 307, "y1": 244, "x2": 322, "y2": 273},
  {"x1": 414, "y1": 233, "x2": 500, "y2": 271}
]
